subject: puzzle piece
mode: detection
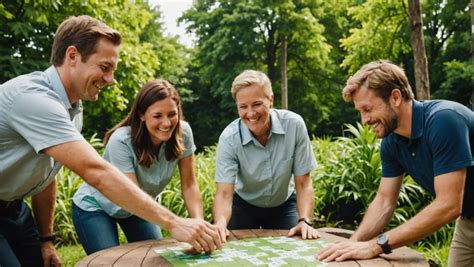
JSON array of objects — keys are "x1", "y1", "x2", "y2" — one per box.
[{"x1": 155, "y1": 236, "x2": 329, "y2": 266}]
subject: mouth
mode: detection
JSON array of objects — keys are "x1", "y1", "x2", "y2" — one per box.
[
  {"x1": 247, "y1": 117, "x2": 259, "y2": 122},
  {"x1": 158, "y1": 127, "x2": 171, "y2": 132},
  {"x1": 92, "y1": 81, "x2": 102, "y2": 90}
]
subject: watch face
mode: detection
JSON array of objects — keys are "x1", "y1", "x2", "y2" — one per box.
[{"x1": 377, "y1": 234, "x2": 388, "y2": 244}]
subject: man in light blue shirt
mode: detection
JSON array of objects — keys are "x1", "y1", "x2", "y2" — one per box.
[
  {"x1": 212, "y1": 70, "x2": 320, "y2": 242},
  {"x1": 0, "y1": 15, "x2": 220, "y2": 267}
]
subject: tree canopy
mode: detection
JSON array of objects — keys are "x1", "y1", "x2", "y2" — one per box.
[{"x1": 0, "y1": 0, "x2": 470, "y2": 148}]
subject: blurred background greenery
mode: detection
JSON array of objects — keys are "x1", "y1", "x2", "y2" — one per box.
[{"x1": 2, "y1": 0, "x2": 470, "y2": 266}]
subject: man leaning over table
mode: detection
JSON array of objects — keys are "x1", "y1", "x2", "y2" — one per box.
[
  {"x1": 0, "y1": 15, "x2": 221, "y2": 267},
  {"x1": 317, "y1": 60, "x2": 473, "y2": 267}
]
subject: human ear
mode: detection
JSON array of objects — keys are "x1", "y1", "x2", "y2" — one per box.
[
  {"x1": 390, "y1": 89, "x2": 402, "y2": 106},
  {"x1": 65, "y1": 46, "x2": 79, "y2": 65}
]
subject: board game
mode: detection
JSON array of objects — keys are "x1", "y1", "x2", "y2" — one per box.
[{"x1": 155, "y1": 236, "x2": 329, "y2": 266}]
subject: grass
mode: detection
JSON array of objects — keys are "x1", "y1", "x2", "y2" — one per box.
[{"x1": 57, "y1": 244, "x2": 86, "y2": 266}]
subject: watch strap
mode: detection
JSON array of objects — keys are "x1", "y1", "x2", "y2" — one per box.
[{"x1": 297, "y1": 218, "x2": 312, "y2": 227}]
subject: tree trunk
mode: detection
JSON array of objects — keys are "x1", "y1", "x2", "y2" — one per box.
[
  {"x1": 408, "y1": 0, "x2": 430, "y2": 100},
  {"x1": 280, "y1": 34, "x2": 288, "y2": 109}
]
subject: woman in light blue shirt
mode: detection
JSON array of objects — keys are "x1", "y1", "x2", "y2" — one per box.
[
  {"x1": 72, "y1": 79, "x2": 204, "y2": 255},
  {"x1": 212, "y1": 70, "x2": 320, "y2": 242}
]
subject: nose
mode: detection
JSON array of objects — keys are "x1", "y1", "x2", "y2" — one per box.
[
  {"x1": 162, "y1": 118, "x2": 172, "y2": 127},
  {"x1": 361, "y1": 113, "x2": 370, "y2": 124},
  {"x1": 104, "y1": 71, "x2": 114, "y2": 85}
]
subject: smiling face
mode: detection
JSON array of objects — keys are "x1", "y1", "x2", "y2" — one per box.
[
  {"x1": 140, "y1": 97, "x2": 179, "y2": 146},
  {"x1": 353, "y1": 85, "x2": 398, "y2": 138},
  {"x1": 235, "y1": 84, "x2": 273, "y2": 138},
  {"x1": 69, "y1": 38, "x2": 119, "y2": 102}
]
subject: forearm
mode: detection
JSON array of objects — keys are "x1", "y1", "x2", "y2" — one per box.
[
  {"x1": 31, "y1": 180, "x2": 56, "y2": 237},
  {"x1": 182, "y1": 184, "x2": 204, "y2": 219},
  {"x1": 212, "y1": 194, "x2": 232, "y2": 225},
  {"x1": 86, "y1": 163, "x2": 179, "y2": 230},
  {"x1": 296, "y1": 185, "x2": 314, "y2": 219},
  {"x1": 351, "y1": 195, "x2": 396, "y2": 241},
  {"x1": 385, "y1": 198, "x2": 460, "y2": 249},
  {"x1": 294, "y1": 175, "x2": 314, "y2": 219}
]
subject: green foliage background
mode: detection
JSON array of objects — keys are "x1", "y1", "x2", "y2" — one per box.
[{"x1": 1, "y1": 1, "x2": 470, "y2": 266}]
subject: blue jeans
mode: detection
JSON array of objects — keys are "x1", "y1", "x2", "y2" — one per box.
[
  {"x1": 72, "y1": 202, "x2": 162, "y2": 255},
  {"x1": 0, "y1": 200, "x2": 43, "y2": 267},
  {"x1": 228, "y1": 192, "x2": 298, "y2": 230}
]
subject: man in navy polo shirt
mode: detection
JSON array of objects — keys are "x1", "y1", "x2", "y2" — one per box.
[{"x1": 317, "y1": 60, "x2": 473, "y2": 266}]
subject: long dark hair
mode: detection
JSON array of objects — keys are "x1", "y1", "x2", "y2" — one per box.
[{"x1": 104, "y1": 79, "x2": 184, "y2": 167}]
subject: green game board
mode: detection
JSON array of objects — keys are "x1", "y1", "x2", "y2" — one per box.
[{"x1": 155, "y1": 236, "x2": 329, "y2": 266}]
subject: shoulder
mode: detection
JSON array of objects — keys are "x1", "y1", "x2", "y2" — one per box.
[
  {"x1": 180, "y1": 120, "x2": 193, "y2": 136},
  {"x1": 423, "y1": 100, "x2": 473, "y2": 125},
  {"x1": 273, "y1": 109, "x2": 305, "y2": 126},
  {"x1": 108, "y1": 126, "x2": 132, "y2": 145},
  {"x1": 219, "y1": 118, "x2": 241, "y2": 141}
]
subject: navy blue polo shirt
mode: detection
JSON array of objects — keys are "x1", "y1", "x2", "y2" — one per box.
[{"x1": 381, "y1": 100, "x2": 473, "y2": 217}]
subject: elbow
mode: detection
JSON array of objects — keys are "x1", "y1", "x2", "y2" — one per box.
[{"x1": 440, "y1": 199, "x2": 462, "y2": 222}]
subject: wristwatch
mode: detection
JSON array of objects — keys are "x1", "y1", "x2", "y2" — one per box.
[
  {"x1": 297, "y1": 217, "x2": 312, "y2": 227},
  {"x1": 376, "y1": 234, "x2": 392, "y2": 254},
  {"x1": 40, "y1": 233, "x2": 57, "y2": 243}
]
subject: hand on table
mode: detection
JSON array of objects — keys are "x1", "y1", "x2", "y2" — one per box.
[
  {"x1": 214, "y1": 220, "x2": 230, "y2": 243},
  {"x1": 316, "y1": 240, "x2": 381, "y2": 262},
  {"x1": 169, "y1": 218, "x2": 222, "y2": 254},
  {"x1": 41, "y1": 241, "x2": 62, "y2": 267},
  {"x1": 288, "y1": 220, "x2": 321, "y2": 240}
]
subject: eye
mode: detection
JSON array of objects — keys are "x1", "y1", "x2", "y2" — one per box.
[{"x1": 100, "y1": 65, "x2": 108, "y2": 71}]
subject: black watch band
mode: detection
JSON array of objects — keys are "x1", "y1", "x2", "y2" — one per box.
[
  {"x1": 376, "y1": 234, "x2": 392, "y2": 254},
  {"x1": 297, "y1": 218, "x2": 312, "y2": 226},
  {"x1": 40, "y1": 233, "x2": 57, "y2": 243}
]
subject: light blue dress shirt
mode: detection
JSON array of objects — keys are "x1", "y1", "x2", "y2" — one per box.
[
  {"x1": 0, "y1": 66, "x2": 84, "y2": 201},
  {"x1": 73, "y1": 121, "x2": 196, "y2": 218},
  {"x1": 215, "y1": 109, "x2": 317, "y2": 208}
]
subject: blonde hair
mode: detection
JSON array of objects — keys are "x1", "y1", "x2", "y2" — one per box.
[
  {"x1": 231, "y1": 70, "x2": 273, "y2": 99},
  {"x1": 342, "y1": 60, "x2": 414, "y2": 102}
]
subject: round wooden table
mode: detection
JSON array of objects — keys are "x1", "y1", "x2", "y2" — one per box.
[{"x1": 76, "y1": 228, "x2": 429, "y2": 266}]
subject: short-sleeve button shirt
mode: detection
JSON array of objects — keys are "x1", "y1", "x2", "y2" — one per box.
[
  {"x1": 73, "y1": 121, "x2": 196, "y2": 218},
  {"x1": 216, "y1": 109, "x2": 317, "y2": 208},
  {"x1": 0, "y1": 66, "x2": 84, "y2": 201},
  {"x1": 381, "y1": 100, "x2": 473, "y2": 217}
]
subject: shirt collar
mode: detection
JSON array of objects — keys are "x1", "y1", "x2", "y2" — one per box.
[
  {"x1": 393, "y1": 100, "x2": 424, "y2": 143},
  {"x1": 240, "y1": 109, "x2": 285, "y2": 145},
  {"x1": 45, "y1": 66, "x2": 83, "y2": 117},
  {"x1": 410, "y1": 100, "x2": 424, "y2": 140}
]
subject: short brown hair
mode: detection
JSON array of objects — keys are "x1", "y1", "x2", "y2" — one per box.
[
  {"x1": 104, "y1": 79, "x2": 185, "y2": 167},
  {"x1": 51, "y1": 15, "x2": 122, "y2": 66},
  {"x1": 342, "y1": 60, "x2": 414, "y2": 102}
]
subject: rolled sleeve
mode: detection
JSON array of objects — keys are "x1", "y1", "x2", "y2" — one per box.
[
  {"x1": 292, "y1": 117, "x2": 317, "y2": 176},
  {"x1": 215, "y1": 135, "x2": 239, "y2": 184}
]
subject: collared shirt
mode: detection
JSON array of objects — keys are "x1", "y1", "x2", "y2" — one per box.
[
  {"x1": 381, "y1": 100, "x2": 473, "y2": 217},
  {"x1": 73, "y1": 121, "x2": 196, "y2": 218},
  {"x1": 216, "y1": 109, "x2": 317, "y2": 208},
  {"x1": 0, "y1": 66, "x2": 84, "y2": 201}
]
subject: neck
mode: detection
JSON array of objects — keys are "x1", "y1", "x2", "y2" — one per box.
[
  {"x1": 56, "y1": 65, "x2": 78, "y2": 104},
  {"x1": 394, "y1": 100, "x2": 413, "y2": 138}
]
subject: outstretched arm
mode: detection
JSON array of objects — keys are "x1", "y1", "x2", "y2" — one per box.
[
  {"x1": 179, "y1": 155, "x2": 204, "y2": 219},
  {"x1": 288, "y1": 173, "x2": 320, "y2": 239},
  {"x1": 351, "y1": 176, "x2": 403, "y2": 241},
  {"x1": 318, "y1": 169, "x2": 465, "y2": 262},
  {"x1": 44, "y1": 140, "x2": 222, "y2": 253},
  {"x1": 212, "y1": 183, "x2": 234, "y2": 242}
]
